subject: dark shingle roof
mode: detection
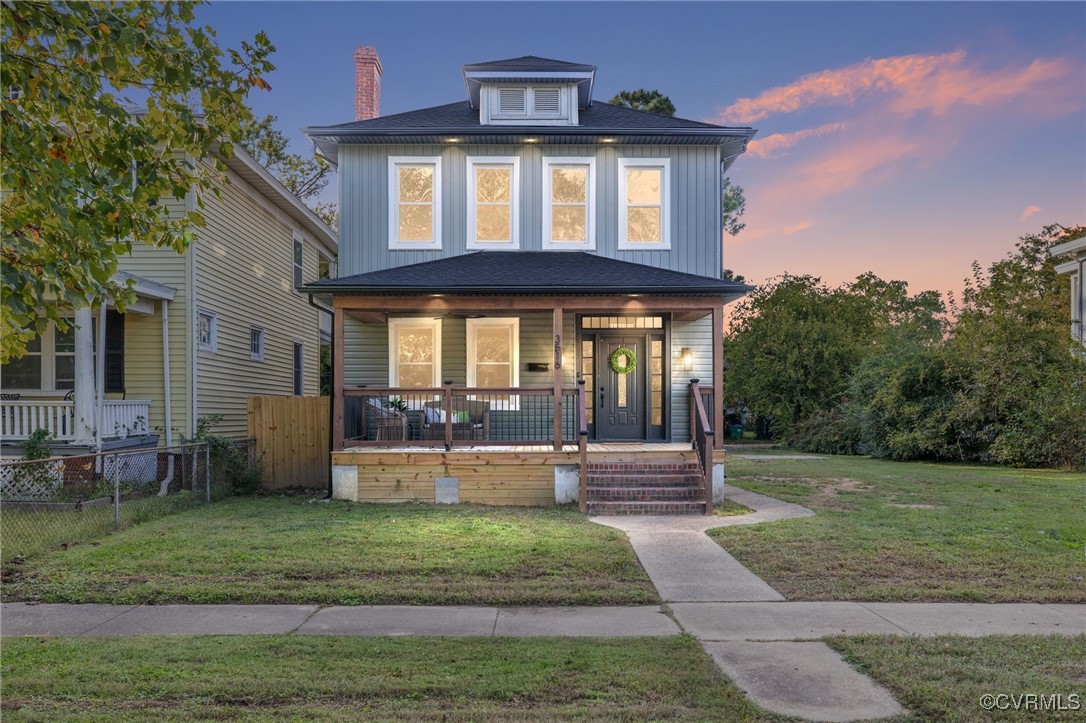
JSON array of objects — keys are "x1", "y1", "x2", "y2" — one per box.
[
  {"x1": 462, "y1": 55, "x2": 595, "y2": 73},
  {"x1": 312, "y1": 100, "x2": 730, "y2": 132},
  {"x1": 305, "y1": 252, "x2": 753, "y2": 298}
]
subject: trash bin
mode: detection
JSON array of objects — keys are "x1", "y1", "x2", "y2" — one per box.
[{"x1": 729, "y1": 424, "x2": 744, "y2": 441}]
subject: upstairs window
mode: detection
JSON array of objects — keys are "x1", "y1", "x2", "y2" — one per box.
[
  {"x1": 293, "y1": 238, "x2": 304, "y2": 289},
  {"x1": 542, "y1": 158, "x2": 595, "y2": 250},
  {"x1": 484, "y1": 85, "x2": 575, "y2": 124},
  {"x1": 389, "y1": 157, "x2": 442, "y2": 249},
  {"x1": 467, "y1": 157, "x2": 520, "y2": 250},
  {"x1": 618, "y1": 158, "x2": 671, "y2": 250}
]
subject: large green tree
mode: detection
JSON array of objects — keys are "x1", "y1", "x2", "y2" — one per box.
[
  {"x1": 239, "y1": 113, "x2": 336, "y2": 228},
  {"x1": 609, "y1": 88, "x2": 747, "y2": 237},
  {"x1": 1, "y1": 1, "x2": 274, "y2": 361}
]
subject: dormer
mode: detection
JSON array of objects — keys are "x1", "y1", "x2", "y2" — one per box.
[{"x1": 462, "y1": 55, "x2": 595, "y2": 126}]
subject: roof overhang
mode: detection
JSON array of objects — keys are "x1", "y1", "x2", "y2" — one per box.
[
  {"x1": 220, "y1": 147, "x2": 337, "y2": 259},
  {"x1": 1050, "y1": 236, "x2": 1086, "y2": 262},
  {"x1": 114, "y1": 271, "x2": 176, "y2": 301}
]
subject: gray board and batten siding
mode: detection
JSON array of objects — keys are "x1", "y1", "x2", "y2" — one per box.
[{"x1": 337, "y1": 144, "x2": 724, "y2": 278}]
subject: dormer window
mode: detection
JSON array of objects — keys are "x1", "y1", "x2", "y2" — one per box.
[{"x1": 482, "y1": 84, "x2": 577, "y2": 125}]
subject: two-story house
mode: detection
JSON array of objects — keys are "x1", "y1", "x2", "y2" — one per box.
[
  {"x1": 1, "y1": 146, "x2": 337, "y2": 454},
  {"x1": 305, "y1": 51, "x2": 754, "y2": 513}
]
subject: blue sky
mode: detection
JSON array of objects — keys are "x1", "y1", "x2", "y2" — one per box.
[{"x1": 197, "y1": 1, "x2": 1086, "y2": 297}]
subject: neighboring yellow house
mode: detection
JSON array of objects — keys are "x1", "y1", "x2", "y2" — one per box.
[{"x1": 1, "y1": 147, "x2": 337, "y2": 452}]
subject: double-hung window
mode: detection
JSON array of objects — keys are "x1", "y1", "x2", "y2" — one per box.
[
  {"x1": 466, "y1": 318, "x2": 519, "y2": 409},
  {"x1": 542, "y1": 157, "x2": 595, "y2": 250},
  {"x1": 466, "y1": 157, "x2": 519, "y2": 250},
  {"x1": 197, "y1": 311, "x2": 217, "y2": 352},
  {"x1": 389, "y1": 157, "x2": 441, "y2": 249},
  {"x1": 618, "y1": 158, "x2": 670, "y2": 250},
  {"x1": 388, "y1": 318, "x2": 442, "y2": 388}
]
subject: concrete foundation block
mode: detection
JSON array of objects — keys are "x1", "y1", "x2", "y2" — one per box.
[
  {"x1": 712, "y1": 463, "x2": 725, "y2": 505},
  {"x1": 435, "y1": 477, "x2": 460, "y2": 504},
  {"x1": 554, "y1": 465, "x2": 579, "y2": 504},
  {"x1": 331, "y1": 465, "x2": 358, "y2": 501}
]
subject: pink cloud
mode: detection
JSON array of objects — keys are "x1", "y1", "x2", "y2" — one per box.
[
  {"x1": 747, "y1": 123, "x2": 847, "y2": 159},
  {"x1": 782, "y1": 221, "x2": 815, "y2": 235},
  {"x1": 719, "y1": 51, "x2": 1074, "y2": 123},
  {"x1": 1020, "y1": 205, "x2": 1041, "y2": 221}
]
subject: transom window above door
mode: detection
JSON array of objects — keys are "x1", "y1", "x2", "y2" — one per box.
[
  {"x1": 618, "y1": 158, "x2": 670, "y2": 250},
  {"x1": 389, "y1": 157, "x2": 442, "y2": 249},
  {"x1": 542, "y1": 157, "x2": 595, "y2": 250},
  {"x1": 467, "y1": 157, "x2": 520, "y2": 250}
]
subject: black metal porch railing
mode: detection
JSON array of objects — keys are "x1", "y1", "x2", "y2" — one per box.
[{"x1": 342, "y1": 385, "x2": 579, "y2": 450}]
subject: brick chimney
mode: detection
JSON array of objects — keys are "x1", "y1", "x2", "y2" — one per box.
[{"x1": 354, "y1": 46, "x2": 382, "y2": 121}]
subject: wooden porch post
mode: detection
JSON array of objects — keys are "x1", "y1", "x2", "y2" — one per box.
[
  {"x1": 712, "y1": 304, "x2": 724, "y2": 450},
  {"x1": 552, "y1": 305, "x2": 564, "y2": 451},
  {"x1": 332, "y1": 305, "x2": 344, "y2": 452}
]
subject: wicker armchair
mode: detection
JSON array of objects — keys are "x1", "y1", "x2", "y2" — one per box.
[
  {"x1": 421, "y1": 400, "x2": 490, "y2": 441},
  {"x1": 366, "y1": 398, "x2": 408, "y2": 441}
]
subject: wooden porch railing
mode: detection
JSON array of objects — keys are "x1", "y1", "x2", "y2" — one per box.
[
  {"x1": 689, "y1": 380, "x2": 715, "y2": 515},
  {"x1": 341, "y1": 385, "x2": 580, "y2": 451},
  {"x1": 0, "y1": 400, "x2": 151, "y2": 441}
]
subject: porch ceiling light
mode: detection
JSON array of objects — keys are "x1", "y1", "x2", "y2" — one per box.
[
  {"x1": 523, "y1": 138, "x2": 538, "y2": 143},
  {"x1": 680, "y1": 347, "x2": 694, "y2": 371}
]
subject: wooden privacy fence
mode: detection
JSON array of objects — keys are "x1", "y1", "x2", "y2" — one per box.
[{"x1": 247, "y1": 396, "x2": 329, "y2": 490}]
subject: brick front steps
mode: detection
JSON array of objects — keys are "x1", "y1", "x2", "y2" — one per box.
[{"x1": 586, "y1": 460, "x2": 707, "y2": 515}]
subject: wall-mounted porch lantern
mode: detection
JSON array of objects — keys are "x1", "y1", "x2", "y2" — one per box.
[{"x1": 679, "y1": 347, "x2": 694, "y2": 371}]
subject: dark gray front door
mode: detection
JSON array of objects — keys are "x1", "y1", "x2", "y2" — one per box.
[{"x1": 595, "y1": 336, "x2": 646, "y2": 440}]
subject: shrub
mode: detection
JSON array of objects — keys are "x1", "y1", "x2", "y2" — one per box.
[{"x1": 194, "y1": 415, "x2": 264, "y2": 494}]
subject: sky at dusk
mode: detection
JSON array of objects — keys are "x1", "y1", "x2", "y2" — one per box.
[{"x1": 197, "y1": 1, "x2": 1086, "y2": 302}]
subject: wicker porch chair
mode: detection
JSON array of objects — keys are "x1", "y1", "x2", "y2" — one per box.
[
  {"x1": 366, "y1": 398, "x2": 408, "y2": 441},
  {"x1": 421, "y1": 399, "x2": 490, "y2": 441}
]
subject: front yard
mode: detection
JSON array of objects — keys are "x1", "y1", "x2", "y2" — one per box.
[
  {"x1": 2, "y1": 498, "x2": 657, "y2": 606},
  {"x1": 712, "y1": 453, "x2": 1086, "y2": 602}
]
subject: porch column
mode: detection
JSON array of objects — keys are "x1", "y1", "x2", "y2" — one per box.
[
  {"x1": 72, "y1": 306, "x2": 96, "y2": 444},
  {"x1": 552, "y1": 305, "x2": 563, "y2": 451},
  {"x1": 332, "y1": 304, "x2": 345, "y2": 452},
  {"x1": 712, "y1": 303, "x2": 724, "y2": 450}
]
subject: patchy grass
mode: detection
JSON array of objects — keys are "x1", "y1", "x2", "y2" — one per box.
[
  {"x1": 3, "y1": 498, "x2": 657, "y2": 606},
  {"x1": 716, "y1": 497, "x2": 754, "y2": 517},
  {"x1": 709, "y1": 455, "x2": 1086, "y2": 602},
  {"x1": 829, "y1": 635, "x2": 1086, "y2": 722},
  {"x1": 0, "y1": 635, "x2": 770, "y2": 721}
]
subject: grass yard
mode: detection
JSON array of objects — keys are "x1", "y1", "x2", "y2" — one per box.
[
  {"x1": 711, "y1": 454, "x2": 1086, "y2": 602},
  {"x1": 830, "y1": 634, "x2": 1086, "y2": 722},
  {"x1": 2, "y1": 497, "x2": 657, "y2": 606},
  {"x1": 0, "y1": 635, "x2": 767, "y2": 721}
]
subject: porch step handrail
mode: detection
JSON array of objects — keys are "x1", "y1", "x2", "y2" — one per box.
[{"x1": 689, "y1": 380, "x2": 714, "y2": 515}]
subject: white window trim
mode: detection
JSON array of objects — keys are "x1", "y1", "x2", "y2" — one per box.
[
  {"x1": 618, "y1": 158, "x2": 671, "y2": 250},
  {"x1": 542, "y1": 157, "x2": 596, "y2": 251},
  {"x1": 249, "y1": 326, "x2": 265, "y2": 362},
  {"x1": 388, "y1": 318, "x2": 443, "y2": 388},
  {"x1": 197, "y1": 310, "x2": 217, "y2": 353},
  {"x1": 292, "y1": 339, "x2": 305, "y2": 395},
  {"x1": 466, "y1": 156, "x2": 520, "y2": 250},
  {"x1": 388, "y1": 156, "x2": 442, "y2": 250},
  {"x1": 466, "y1": 317, "x2": 520, "y2": 410},
  {"x1": 0, "y1": 320, "x2": 84, "y2": 394}
]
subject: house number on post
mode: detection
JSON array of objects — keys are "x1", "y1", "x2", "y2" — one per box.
[{"x1": 553, "y1": 335, "x2": 562, "y2": 370}]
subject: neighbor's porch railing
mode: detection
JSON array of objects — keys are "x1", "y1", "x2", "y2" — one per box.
[
  {"x1": 342, "y1": 385, "x2": 580, "y2": 451},
  {"x1": 1, "y1": 400, "x2": 151, "y2": 441},
  {"x1": 689, "y1": 379, "x2": 715, "y2": 516}
]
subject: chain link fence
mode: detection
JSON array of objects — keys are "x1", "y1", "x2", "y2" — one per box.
[{"x1": 0, "y1": 439, "x2": 255, "y2": 562}]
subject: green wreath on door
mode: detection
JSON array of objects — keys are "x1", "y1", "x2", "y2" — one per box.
[{"x1": 609, "y1": 347, "x2": 637, "y2": 374}]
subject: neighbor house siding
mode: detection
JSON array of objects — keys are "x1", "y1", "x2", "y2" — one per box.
[
  {"x1": 338, "y1": 144, "x2": 722, "y2": 277},
  {"x1": 670, "y1": 314, "x2": 714, "y2": 443},
  {"x1": 116, "y1": 192, "x2": 191, "y2": 440},
  {"x1": 193, "y1": 171, "x2": 322, "y2": 437}
]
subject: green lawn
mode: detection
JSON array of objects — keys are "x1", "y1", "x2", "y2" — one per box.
[
  {"x1": 711, "y1": 455, "x2": 1086, "y2": 602},
  {"x1": 830, "y1": 635, "x2": 1086, "y2": 722},
  {"x1": 0, "y1": 635, "x2": 767, "y2": 721},
  {"x1": 2, "y1": 498, "x2": 657, "y2": 606}
]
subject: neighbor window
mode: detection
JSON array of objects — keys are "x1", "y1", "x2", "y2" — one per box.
[
  {"x1": 618, "y1": 158, "x2": 670, "y2": 250},
  {"x1": 466, "y1": 318, "x2": 519, "y2": 409},
  {"x1": 197, "y1": 311, "x2": 217, "y2": 352},
  {"x1": 1, "y1": 315, "x2": 124, "y2": 392},
  {"x1": 292, "y1": 341, "x2": 304, "y2": 395},
  {"x1": 1, "y1": 328, "x2": 42, "y2": 390},
  {"x1": 250, "y1": 327, "x2": 265, "y2": 361},
  {"x1": 467, "y1": 157, "x2": 519, "y2": 249},
  {"x1": 542, "y1": 157, "x2": 595, "y2": 250},
  {"x1": 388, "y1": 318, "x2": 442, "y2": 388},
  {"x1": 293, "y1": 237, "x2": 304, "y2": 289},
  {"x1": 389, "y1": 157, "x2": 441, "y2": 249}
]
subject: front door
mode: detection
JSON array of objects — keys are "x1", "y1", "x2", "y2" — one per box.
[{"x1": 595, "y1": 336, "x2": 646, "y2": 440}]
